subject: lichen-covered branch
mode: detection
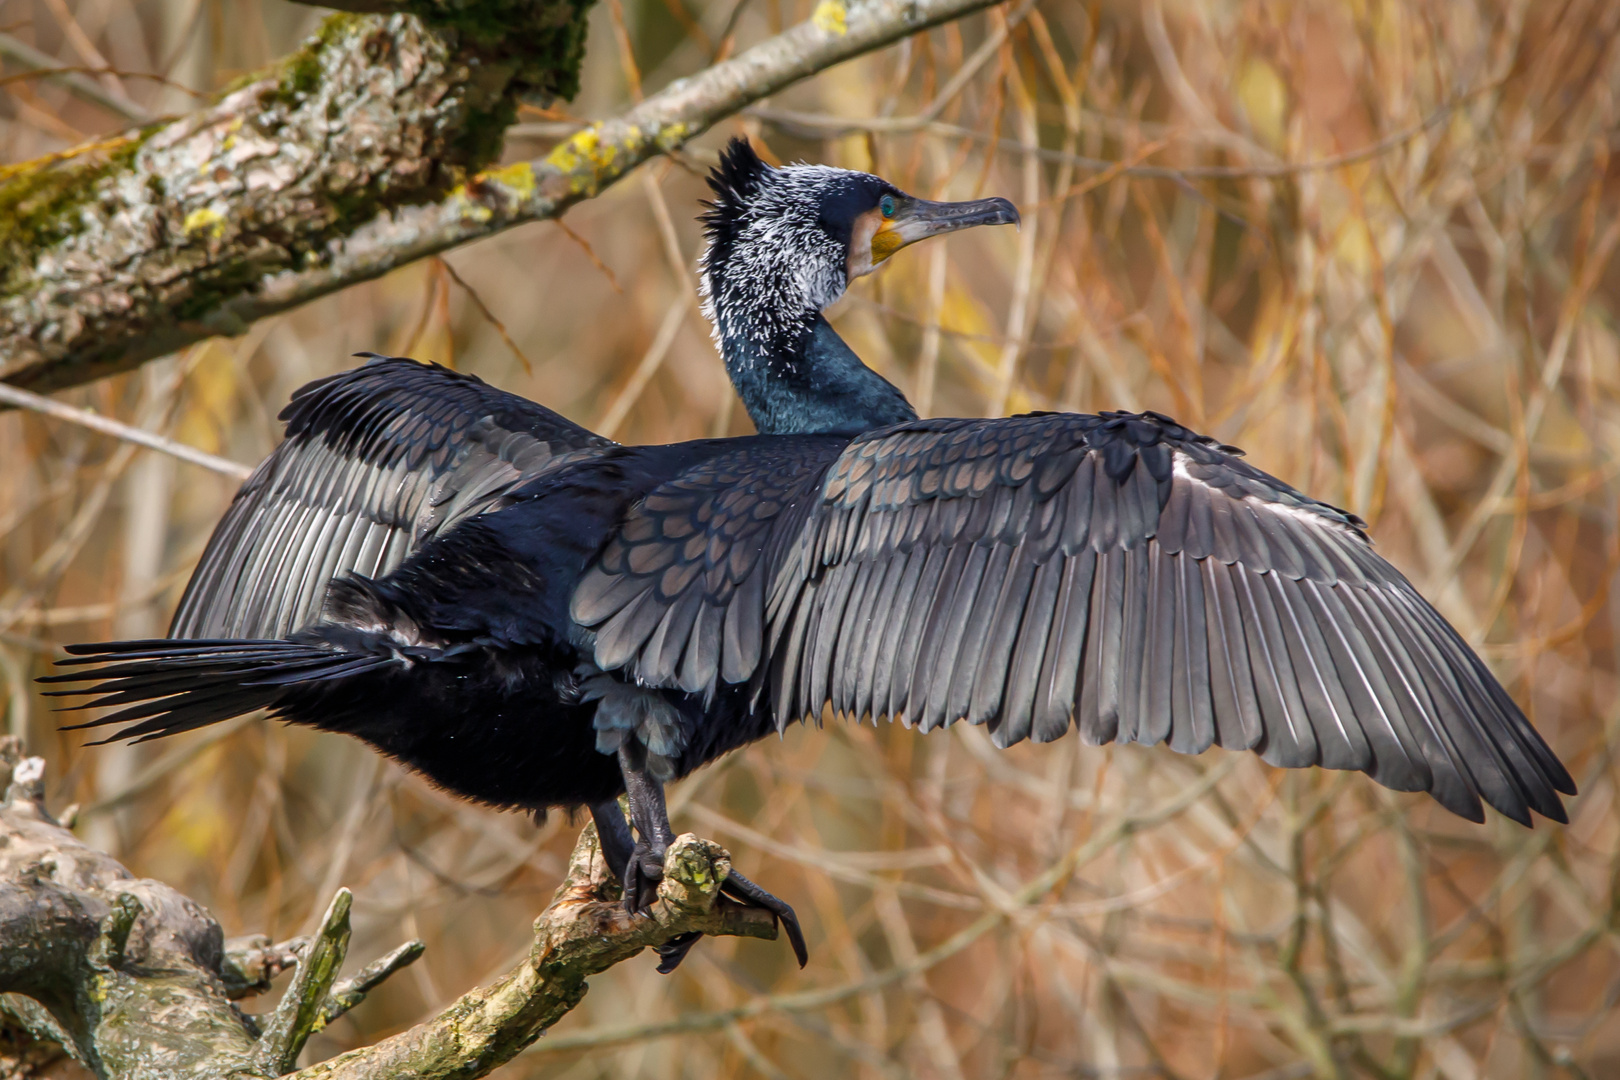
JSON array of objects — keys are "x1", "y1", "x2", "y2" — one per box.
[
  {"x1": 290, "y1": 826, "x2": 778, "y2": 1080},
  {"x1": 0, "y1": 0, "x2": 593, "y2": 394},
  {"x1": 0, "y1": 737, "x2": 781, "y2": 1079},
  {"x1": 0, "y1": 0, "x2": 998, "y2": 396}
]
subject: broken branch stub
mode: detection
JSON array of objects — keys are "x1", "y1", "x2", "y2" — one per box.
[{"x1": 0, "y1": 735, "x2": 261, "y2": 1078}]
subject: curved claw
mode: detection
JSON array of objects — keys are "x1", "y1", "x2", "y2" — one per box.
[
  {"x1": 721, "y1": 868, "x2": 809, "y2": 968},
  {"x1": 655, "y1": 931, "x2": 704, "y2": 974}
]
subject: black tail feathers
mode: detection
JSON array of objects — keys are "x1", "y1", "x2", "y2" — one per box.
[{"x1": 41, "y1": 638, "x2": 398, "y2": 745}]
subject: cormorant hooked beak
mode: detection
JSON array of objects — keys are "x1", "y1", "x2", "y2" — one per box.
[{"x1": 851, "y1": 194, "x2": 1021, "y2": 278}]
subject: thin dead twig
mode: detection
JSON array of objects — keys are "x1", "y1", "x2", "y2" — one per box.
[
  {"x1": 0, "y1": 31, "x2": 150, "y2": 122},
  {"x1": 553, "y1": 219, "x2": 625, "y2": 294},
  {"x1": 749, "y1": 82, "x2": 1490, "y2": 182},
  {"x1": 0, "y1": 381, "x2": 252, "y2": 480},
  {"x1": 439, "y1": 258, "x2": 538, "y2": 376}
]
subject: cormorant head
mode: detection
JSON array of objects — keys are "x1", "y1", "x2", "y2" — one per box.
[
  {"x1": 697, "y1": 138, "x2": 1018, "y2": 436},
  {"x1": 698, "y1": 137, "x2": 1019, "y2": 351}
]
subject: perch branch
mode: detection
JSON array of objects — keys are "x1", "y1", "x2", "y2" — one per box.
[
  {"x1": 289, "y1": 822, "x2": 779, "y2": 1079},
  {"x1": 0, "y1": 0, "x2": 999, "y2": 396},
  {"x1": 0, "y1": 737, "x2": 781, "y2": 1079}
]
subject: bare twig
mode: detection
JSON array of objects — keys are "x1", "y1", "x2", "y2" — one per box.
[
  {"x1": 0, "y1": 381, "x2": 252, "y2": 479},
  {"x1": 317, "y1": 940, "x2": 426, "y2": 1030},
  {"x1": 747, "y1": 83, "x2": 1488, "y2": 181},
  {"x1": 0, "y1": 31, "x2": 152, "y2": 124},
  {"x1": 254, "y1": 889, "x2": 354, "y2": 1073},
  {"x1": 595, "y1": 294, "x2": 693, "y2": 439},
  {"x1": 438, "y1": 258, "x2": 538, "y2": 376}
]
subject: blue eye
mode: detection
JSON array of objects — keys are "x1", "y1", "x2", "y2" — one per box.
[{"x1": 879, "y1": 195, "x2": 896, "y2": 218}]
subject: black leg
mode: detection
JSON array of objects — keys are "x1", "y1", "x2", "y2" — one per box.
[
  {"x1": 620, "y1": 744, "x2": 675, "y2": 851},
  {"x1": 589, "y1": 799, "x2": 635, "y2": 885},
  {"x1": 616, "y1": 741, "x2": 810, "y2": 972},
  {"x1": 617, "y1": 743, "x2": 676, "y2": 915}
]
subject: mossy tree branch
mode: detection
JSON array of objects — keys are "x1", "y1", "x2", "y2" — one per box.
[
  {"x1": 0, "y1": 0, "x2": 999, "y2": 396},
  {"x1": 0, "y1": 737, "x2": 781, "y2": 1078},
  {"x1": 0, "y1": 0, "x2": 590, "y2": 394}
]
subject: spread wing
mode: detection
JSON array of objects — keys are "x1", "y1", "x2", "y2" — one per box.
[
  {"x1": 572, "y1": 412, "x2": 1574, "y2": 826},
  {"x1": 172, "y1": 355, "x2": 613, "y2": 639}
]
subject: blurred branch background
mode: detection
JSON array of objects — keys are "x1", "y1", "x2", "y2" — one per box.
[{"x1": 2, "y1": 0, "x2": 1618, "y2": 1077}]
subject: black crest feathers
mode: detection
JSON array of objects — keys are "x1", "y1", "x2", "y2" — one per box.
[{"x1": 702, "y1": 137, "x2": 772, "y2": 244}]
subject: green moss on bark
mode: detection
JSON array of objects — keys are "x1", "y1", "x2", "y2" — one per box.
[
  {"x1": 0, "y1": 0, "x2": 589, "y2": 302},
  {"x1": 0, "y1": 134, "x2": 152, "y2": 296},
  {"x1": 282, "y1": 14, "x2": 365, "y2": 102},
  {"x1": 2, "y1": 0, "x2": 603, "y2": 391}
]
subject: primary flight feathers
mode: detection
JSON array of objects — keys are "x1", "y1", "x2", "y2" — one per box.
[{"x1": 49, "y1": 357, "x2": 1572, "y2": 826}]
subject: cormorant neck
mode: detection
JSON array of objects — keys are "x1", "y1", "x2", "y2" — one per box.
[{"x1": 713, "y1": 310, "x2": 918, "y2": 436}]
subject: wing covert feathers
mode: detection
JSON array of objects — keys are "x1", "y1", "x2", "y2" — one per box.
[
  {"x1": 574, "y1": 411, "x2": 1573, "y2": 825},
  {"x1": 172, "y1": 356, "x2": 612, "y2": 640}
]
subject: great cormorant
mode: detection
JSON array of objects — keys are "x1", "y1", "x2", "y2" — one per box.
[{"x1": 44, "y1": 139, "x2": 1575, "y2": 974}]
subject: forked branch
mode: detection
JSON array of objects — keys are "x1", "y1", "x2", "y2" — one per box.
[{"x1": 0, "y1": 738, "x2": 779, "y2": 1078}]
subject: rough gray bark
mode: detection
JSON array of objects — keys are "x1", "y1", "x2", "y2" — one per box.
[
  {"x1": 0, "y1": 738, "x2": 262, "y2": 1078},
  {"x1": 0, "y1": 737, "x2": 780, "y2": 1078},
  {"x1": 0, "y1": 0, "x2": 998, "y2": 396},
  {"x1": 0, "y1": 0, "x2": 591, "y2": 393}
]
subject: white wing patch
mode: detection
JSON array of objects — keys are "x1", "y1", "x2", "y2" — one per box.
[{"x1": 1171, "y1": 451, "x2": 1359, "y2": 538}]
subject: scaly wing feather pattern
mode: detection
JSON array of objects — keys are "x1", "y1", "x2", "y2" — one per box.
[
  {"x1": 573, "y1": 412, "x2": 1574, "y2": 826},
  {"x1": 173, "y1": 355, "x2": 613, "y2": 640},
  {"x1": 573, "y1": 435, "x2": 849, "y2": 695}
]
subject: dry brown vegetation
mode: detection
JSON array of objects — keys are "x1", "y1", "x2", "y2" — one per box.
[{"x1": 3, "y1": 0, "x2": 1619, "y2": 1076}]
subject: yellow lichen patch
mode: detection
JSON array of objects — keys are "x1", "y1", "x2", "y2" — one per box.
[
  {"x1": 220, "y1": 116, "x2": 245, "y2": 153},
  {"x1": 546, "y1": 126, "x2": 603, "y2": 174},
  {"x1": 182, "y1": 206, "x2": 227, "y2": 240},
  {"x1": 655, "y1": 120, "x2": 693, "y2": 152},
  {"x1": 545, "y1": 125, "x2": 642, "y2": 196},
  {"x1": 446, "y1": 183, "x2": 494, "y2": 224},
  {"x1": 0, "y1": 133, "x2": 134, "y2": 184},
  {"x1": 481, "y1": 160, "x2": 538, "y2": 202},
  {"x1": 812, "y1": 0, "x2": 848, "y2": 35}
]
